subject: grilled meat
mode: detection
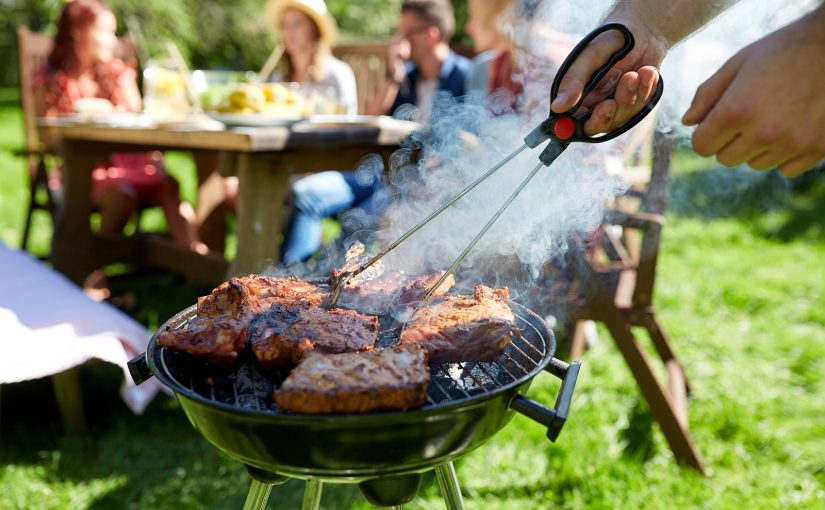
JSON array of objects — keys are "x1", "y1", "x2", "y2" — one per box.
[
  {"x1": 197, "y1": 275, "x2": 325, "y2": 319},
  {"x1": 399, "y1": 285, "x2": 515, "y2": 364},
  {"x1": 331, "y1": 240, "x2": 455, "y2": 314},
  {"x1": 157, "y1": 315, "x2": 248, "y2": 364},
  {"x1": 158, "y1": 275, "x2": 325, "y2": 363},
  {"x1": 336, "y1": 270, "x2": 456, "y2": 315},
  {"x1": 249, "y1": 304, "x2": 379, "y2": 369},
  {"x1": 273, "y1": 344, "x2": 430, "y2": 414}
]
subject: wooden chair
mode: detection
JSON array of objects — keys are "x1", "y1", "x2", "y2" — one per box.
[
  {"x1": 16, "y1": 26, "x2": 56, "y2": 253},
  {"x1": 332, "y1": 41, "x2": 390, "y2": 115},
  {"x1": 533, "y1": 129, "x2": 706, "y2": 473}
]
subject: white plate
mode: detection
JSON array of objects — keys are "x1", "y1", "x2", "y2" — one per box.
[
  {"x1": 88, "y1": 113, "x2": 155, "y2": 128},
  {"x1": 306, "y1": 114, "x2": 383, "y2": 128},
  {"x1": 206, "y1": 112, "x2": 305, "y2": 127},
  {"x1": 155, "y1": 115, "x2": 226, "y2": 131}
]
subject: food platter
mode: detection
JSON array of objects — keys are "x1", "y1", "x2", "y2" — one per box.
[{"x1": 206, "y1": 112, "x2": 305, "y2": 128}]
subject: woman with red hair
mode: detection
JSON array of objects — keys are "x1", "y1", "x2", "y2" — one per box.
[{"x1": 35, "y1": 0, "x2": 204, "y2": 252}]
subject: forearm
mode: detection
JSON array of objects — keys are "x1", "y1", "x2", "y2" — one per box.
[
  {"x1": 365, "y1": 80, "x2": 400, "y2": 116},
  {"x1": 606, "y1": 0, "x2": 742, "y2": 48}
]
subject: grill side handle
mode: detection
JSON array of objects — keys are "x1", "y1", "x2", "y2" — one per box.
[
  {"x1": 509, "y1": 358, "x2": 581, "y2": 442},
  {"x1": 128, "y1": 352, "x2": 154, "y2": 385}
]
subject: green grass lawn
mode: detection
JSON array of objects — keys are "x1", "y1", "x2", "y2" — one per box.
[{"x1": 1, "y1": 88, "x2": 823, "y2": 509}]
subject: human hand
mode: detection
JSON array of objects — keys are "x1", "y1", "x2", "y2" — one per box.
[
  {"x1": 549, "y1": 17, "x2": 668, "y2": 136},
  {"x1": 682, "y1": 8, "x2": 825, "y2": 177},
  {"x1": 386, "y1": 38, "x2": 410, "y2": 84}
]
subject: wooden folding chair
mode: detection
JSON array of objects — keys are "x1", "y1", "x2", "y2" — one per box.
[
  {"x1": 16, "y1": 26, "x2": 57, "y2": 254},
  {"x1": 535, "y1": 130, "x2": 706, "y2": 473},
  {"x1": 332, "y1": 41, "x2": 390, "y2": 115}
]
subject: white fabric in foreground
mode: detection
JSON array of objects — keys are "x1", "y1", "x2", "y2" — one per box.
[{"x1": 0, "y1": 243, "x2": 161, "y2": 414}]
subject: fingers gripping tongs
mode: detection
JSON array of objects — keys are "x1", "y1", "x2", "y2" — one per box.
[{"x1": 331, "y1": 23, "x2": 664, "y2": 307}]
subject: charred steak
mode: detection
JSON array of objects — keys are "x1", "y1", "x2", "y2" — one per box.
[
  {"x1": 197, "y1": 275, "x2": 325, "y2": 319},
  {"x1": 399, "y1": 285, "x2": 515, "y2": 364},
  {"x1": 156, "y1": 316, "x2": 248, "y2": 364},
  {"x1": 273, "y1": 344, "x2": 431, "y2": 414},
  {"x1": 158, "y1": 275, "x2": 325, "y2": 363},
  {"x1": 249, "y1": 304, "x2": 379, "y2": 369}
]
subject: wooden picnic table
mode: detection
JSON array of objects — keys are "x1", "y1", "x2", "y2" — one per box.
[{"x1": 44, "y1": 116, "x2": 418, "y2": 285}]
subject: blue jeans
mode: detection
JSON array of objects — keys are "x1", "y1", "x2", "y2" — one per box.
[{"x1": 280, "y1": 170, "x2": 385, "y2": 265}]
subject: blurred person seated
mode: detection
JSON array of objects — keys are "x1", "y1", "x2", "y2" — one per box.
[
  {"x1": 280, "y1": 0, "x2": 472, "y2": 267},
  {"x1": 34, "y1": 0, "x2": 207, "y2": 258},
  {"x1": 465, "y1": 0, "x2": 521, "y2": 103},
  {"x1": 265, "y1": 0, "x2": 358, "y2": 114},
  {"x1": 197, "y1": 0, "x2": 357, "y2": 260},
  {"x1": 365, "y1": 0, "x2": 472, "y2": 122}
]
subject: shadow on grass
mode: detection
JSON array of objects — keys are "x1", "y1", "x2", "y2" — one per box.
[
  {"x1": 105, "y1": 269, "x2": 214, "y2": 331},
  {"x1": 0, "y1": 360, "x2": 369, "y2": 509},
  {"x1": 668, "y1": 165, "x2": 825, "y2": 242},
  {"x1": 619, "y1": 399, "x2": 657, "y2": 462}
]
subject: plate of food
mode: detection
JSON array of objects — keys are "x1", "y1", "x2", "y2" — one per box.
[
  {"x1": 206, "y1": 112, "x2": 304, "y2": 127},
  {"x1": 204, "y1": 82, "x2": 308, "y2": 127}
]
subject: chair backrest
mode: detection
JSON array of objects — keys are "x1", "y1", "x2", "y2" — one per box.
[
  {"x1": 17, "y1": 26, "x2": 53, "y2": 154},
  {"x1": 598, "y1": 127, "x2": 672, "y2": 310},
  {"x1": 631, "y1": 129, "x2": 672, "y2": 307},
  {"x1": 332, "y1": 41, "x2": 390, "y2": 115}
]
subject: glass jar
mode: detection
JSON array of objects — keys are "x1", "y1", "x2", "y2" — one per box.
[{"x1": 142, "y1": 58, "x2": 192, "y2": 119}]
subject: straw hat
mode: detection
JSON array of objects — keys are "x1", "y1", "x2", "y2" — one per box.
[{"x1": 265, "y1": 0, "x2": 338, "y2": 47}]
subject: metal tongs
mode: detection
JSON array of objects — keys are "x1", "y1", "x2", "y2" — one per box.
[{"x1": 330, "y1": 23, "x2": 664, "y2": 307}]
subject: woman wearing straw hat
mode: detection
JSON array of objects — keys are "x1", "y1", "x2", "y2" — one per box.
[{"x1": 265, "y1": 0, "x2": 357, "y2": 114}]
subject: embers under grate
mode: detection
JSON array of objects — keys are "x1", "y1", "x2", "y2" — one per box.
[{"x1": 157, "y1": 308, "x2": 548, "y2": 414}]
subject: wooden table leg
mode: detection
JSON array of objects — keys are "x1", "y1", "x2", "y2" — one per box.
[
  {"x1": 228, "y1": 153, "x2": 292, "y2": 276},
  {"x1": 53, "y1": 140, "x2": 98, "y2": 284}
]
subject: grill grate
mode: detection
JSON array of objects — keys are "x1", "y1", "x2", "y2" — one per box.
[{"x1": 157, "y1": 307, "x2": 549, "y2": 414}]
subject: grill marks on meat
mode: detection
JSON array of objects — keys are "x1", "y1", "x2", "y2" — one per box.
[
  {"x1": 158, "y1": 275, "x2": 325, "y2": 363},
  {"x1": 197, "y1": 275, "x2": 325, "y2": 319},
  {"x1": 400, "y1": 285, "x2": 515, "y2": 364},
  {"x1": 336, "y1": 270, "x2": 456, "y2": 315},
  {"x1": 157, "y1": 316, "x2": 248, "y2": 364},
  {"x1": 249, "y1": 305, "x2": 379, "y2": 369},
  {"x1": 273, "y1": 344, "x2": 430, "y2": 414}
]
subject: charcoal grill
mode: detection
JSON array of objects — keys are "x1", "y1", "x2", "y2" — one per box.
[{"x1": 129, "y1": 299, "x2": 579, "y2": 509}]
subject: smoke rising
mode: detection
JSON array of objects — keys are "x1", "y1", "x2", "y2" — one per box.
[{"x1": 288, "y1": 0, "x2": 818, "y2": 313}]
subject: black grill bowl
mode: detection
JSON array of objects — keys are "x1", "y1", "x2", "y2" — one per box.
[{"x1": 130, "y1": 302, "x2": 580, "y2": 481}]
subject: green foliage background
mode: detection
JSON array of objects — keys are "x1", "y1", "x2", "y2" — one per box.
[{"x1": 0, "y1": 0, "x2": 469, "y2": 87}]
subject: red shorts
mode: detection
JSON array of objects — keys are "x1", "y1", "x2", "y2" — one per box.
[{"x1": 91, "y1": 152, "x2": 165, "y2": 204}]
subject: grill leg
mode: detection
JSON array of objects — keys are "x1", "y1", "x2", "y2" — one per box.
[
  {"x1": 435, "y1": 462, "x2": 465, "y2": 510},
  {"x1": 301, "y1": 479, "x2": 323, "y2": 510},
  {"x1": 243, "y1": 480, "x2": 272, "y2": 510}
]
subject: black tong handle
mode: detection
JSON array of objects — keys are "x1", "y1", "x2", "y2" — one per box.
[
  {"x1": 550, "y1": 22, "x2": 635, "y2": 110},
  {"x1": 526, "y1": 23, "x2": 664, "y2": 151}
]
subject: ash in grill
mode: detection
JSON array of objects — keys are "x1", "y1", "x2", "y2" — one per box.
[{"x1": 159, "y1": 307, "x2": 547, "y2": 413}]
